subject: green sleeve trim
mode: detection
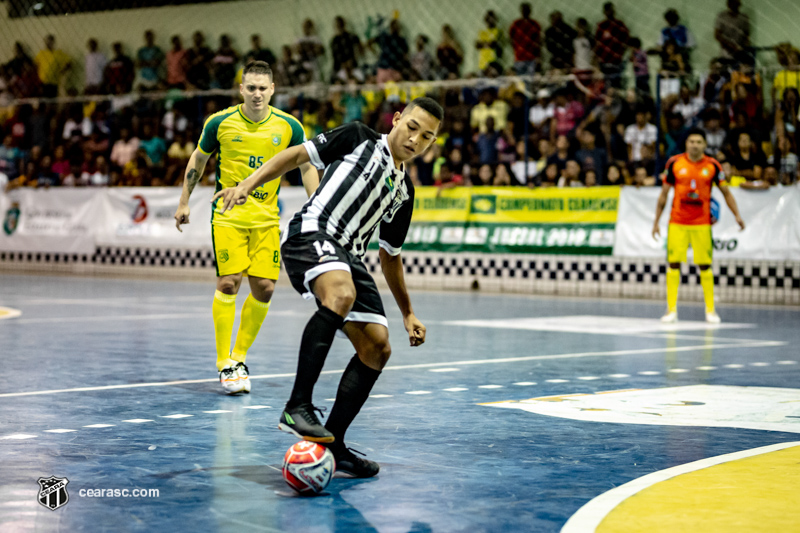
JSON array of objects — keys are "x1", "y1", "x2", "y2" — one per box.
[
  {"x1": 198, "y1": 109, "x2": 238, "y2": 155},
  {"x1": 274, "y1": 110, "x2": 306, "y2": 146}
]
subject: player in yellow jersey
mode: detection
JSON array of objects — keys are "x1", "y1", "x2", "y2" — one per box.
[{"x1": 174, "y1": 61, "x2": 319, "y2": 394}]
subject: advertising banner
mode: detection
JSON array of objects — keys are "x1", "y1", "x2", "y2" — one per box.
[
  {"x1": 614, "y1": 186, "x2": 800, "y2": 260},
  {"x1": 382, "y1": 186, "x2": 620, "y2": 255},
  {"x1": 0, "y1": 188, "x2": 100, "y2": 253}
]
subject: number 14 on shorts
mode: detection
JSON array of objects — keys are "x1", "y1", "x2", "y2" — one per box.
[{"x1": 313, "y1": 240, "x2": 337, "y2": 257}]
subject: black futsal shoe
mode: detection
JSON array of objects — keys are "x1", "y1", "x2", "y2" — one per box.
[
  {"x1": 330, "y1": 445, "x2": 380, "y2": 478},
  {"x1": 278, "y1": 403, "x2": 335, "y2": 443}
]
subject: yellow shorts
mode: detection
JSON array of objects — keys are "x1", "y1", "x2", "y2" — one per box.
[
  {"x1": 667, "y1": 223, "x2": 713, "y2": 265},
  {"x1": 211, "y1": 224, "x2": 281, "y2": 279}
]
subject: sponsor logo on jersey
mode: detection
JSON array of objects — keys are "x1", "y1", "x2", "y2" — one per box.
[
  {"x1": 38, "y1": 476, "x2": 69, "y2": 511},
  {"x1": 232, "y1": 135, "x2": 243, "y2": 143},
  {"x1": 318, "y1": 255, "x2": 340, "y2": 263},
  {"x1": 250, "y1": 189, "x2": 269, "y2": 201},
  {"x1": 316, "y1": 133, "x2": 327, "y2": 144}
]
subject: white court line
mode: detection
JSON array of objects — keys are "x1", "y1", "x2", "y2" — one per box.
[
  {"x1": 628, "y1": 332, "x2": 759, "y2": 344},
  {"x1": 5, "y1": 310, "x2": 305, "y2": 325},
  {"x1": 0, "y1": 340, "x2": 786, "y2": 398},
  {"x1": 10, "y1": 313, "x2": 208, "y2": 325},
  {"x1": 561, "y1": 441, "x2": 800, "y2": 533},
  {"x1": 0, "y1": 307, "x2": 22, "y2": 320}
]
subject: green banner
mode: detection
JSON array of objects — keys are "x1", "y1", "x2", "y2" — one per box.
[
  {"x1": 370, "y1": 187, "x2": 619, "y2": 255},
  {"x1": 370, "y1": 222, "x2": 616, "y2": 255}
]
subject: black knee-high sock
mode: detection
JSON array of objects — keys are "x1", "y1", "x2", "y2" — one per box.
[
  {"x1": 287, "y1": 306, "x2": 344, "y2": 408},
  {"x1": 325, "y1": 354, "x2": 381, "y2": 445}
]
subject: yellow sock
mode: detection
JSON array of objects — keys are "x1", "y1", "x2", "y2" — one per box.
[
  {"x1": 213, "y1": 290, "x2": 237, "y2": 371},
  {"x1": 700, "y1": 269, "x2": 715, "y2": 313},
  {"x1": 666, "y1": 268, "x2": 680, "y2": 313},
  {"x1": 231, "y1": 294, "x2": 271, "y2": 363}
]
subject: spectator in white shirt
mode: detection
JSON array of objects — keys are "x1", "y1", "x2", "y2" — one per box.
[
  {"x1": 84, "y1": 38, "x2": 107, "y2": 94},
  {"x1": 701, "y1": 109, "x2": 726, "y2": 158},
  {"x1": 624, "y1": 108, "x2": 657, "y2": 162},
  {"x1": 110, "y1": 127, "x2": 140, "y2": 171},
  {"x1": 529, "y1": 88, "x2": 555, "y2": 136},
  {"x1": 88, "y1": 156, "x2": 110, "y2": 186},
  {"x1": 672, "y1": 85, "x2": 704, "y2": 125}
]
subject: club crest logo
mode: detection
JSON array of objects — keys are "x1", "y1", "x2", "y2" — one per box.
[
  {"x1": 272, "y1": 134, "x2": 282, "y2": 146},
  {"x1": 37, "y1": 476, "x2": 69, "y2": 511},
  {"x1": 218, "y1": 249, "x2": 229, "y2": 263},
  {"x1": 3, "y1": 202, "x2": 20, "y2": 235}
]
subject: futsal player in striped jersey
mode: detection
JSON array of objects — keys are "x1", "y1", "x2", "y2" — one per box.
[
  {"x1": 652, "y1": 128, "x2": 745, "y2": 323},
  {"x1": 174, "y1": 61, "x2": 319, "y2": 394},
  {"x1": 213, "y1": 97, "x2": 443, "y2": 477}
]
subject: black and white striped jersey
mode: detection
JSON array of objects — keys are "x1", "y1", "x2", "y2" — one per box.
[{"x1": 285, "y1": 122, "x2": 415, "y2": 258}]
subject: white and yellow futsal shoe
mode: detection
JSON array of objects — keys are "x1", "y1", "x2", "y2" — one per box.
[
  {"x1": 219, "y1": 365, "x2": 245, "y2": 394},
  {"x1": 660, "y1": 311, "x2": 678, "y2": 323},
  {"x1": 234, "y1": 362, "x2": 251, "y2": 393},
  {"x1": 706, "y1": 311, "x2": 721, "y2": 324}
]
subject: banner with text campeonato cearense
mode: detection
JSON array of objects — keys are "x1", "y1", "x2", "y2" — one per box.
[{"x1": 372, "y1": 186, "x2": 620, "y2": 255}]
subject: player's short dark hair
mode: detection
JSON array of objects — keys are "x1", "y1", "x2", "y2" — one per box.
[
  {"x1": 242, "y1": 60, "x2": 273, "y2": 80},
  {"x1": 403, "y1": 97, "x2": 444, "y2": 123},
  {"x1": 686, "y1": 127, "x2": 706, "y2": 141}
]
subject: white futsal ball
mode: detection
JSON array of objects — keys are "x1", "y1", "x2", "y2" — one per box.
[{"x1": 282, "y1": 441, "x2": 336, "y2": 495}]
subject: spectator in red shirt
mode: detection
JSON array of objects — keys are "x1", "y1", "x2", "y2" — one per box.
[
  {"x1": 594, "y1": 2, "x2": 629, "y2": 87},
  {"x1": 104, "y1": 42, "x2": 135, "y2": 94},
  {"x1": 552, "y1": 89, "x2": 584, "y2": 138},
  {"x1": 509, "y1": 3, "x2": 542, "y2": 76}
]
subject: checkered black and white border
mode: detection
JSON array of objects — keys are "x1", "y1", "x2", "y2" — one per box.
[{"x1": 1, "y1": 247, "x2": 798, "y2": 305}]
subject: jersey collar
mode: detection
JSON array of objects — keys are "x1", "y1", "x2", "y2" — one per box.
[
  {"x1": 380, "y1": 134, "x2": 405, "y2": 173},
  {"x1": 238, "y1": 104, "x2": 272, "y2": 125}
]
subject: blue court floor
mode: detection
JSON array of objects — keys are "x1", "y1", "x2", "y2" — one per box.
[{"x1": 1, "y1": 274, "x2": 799, "y2": 532}]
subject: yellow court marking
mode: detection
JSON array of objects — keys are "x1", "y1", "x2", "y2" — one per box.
[
  {"x1": 563, "y1": 442, "x2": 800, "y2": 533},
  {"x1": 0, "y1": 307, "x2": 21, "y2": 320}
]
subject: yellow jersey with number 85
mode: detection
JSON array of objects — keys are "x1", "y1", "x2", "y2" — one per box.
[{"x1": 199, "y1": 104, "x2": 305, "y2": 229}]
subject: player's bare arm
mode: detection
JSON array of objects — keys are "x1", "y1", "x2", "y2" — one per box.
[
  {"x1": 211, "y1": 144, "x2": 311, "y2": 213},
  {"x1": 652, "y1": 179, "x2": 671, "y2": 239},
  {"x1": 299, "y1": 161, "x2": 320, "y2": 197},
  {"x1": 719, "y1": 184, "x2": 746, "y2": 230},
  {"x1": 175, "y1": 148, "x2": 212, "y2": 232},
  {"x1": 379, "y1": 248, "x2": 426, "y2": 347}
]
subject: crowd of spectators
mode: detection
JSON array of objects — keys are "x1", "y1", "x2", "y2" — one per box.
[{"x1": 1, "y1": 0, "x2": 799, "y2": 192}]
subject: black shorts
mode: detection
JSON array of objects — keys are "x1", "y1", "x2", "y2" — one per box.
[{"x1": 281, "y1": 231, "x2": 387, "y2": 329}]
